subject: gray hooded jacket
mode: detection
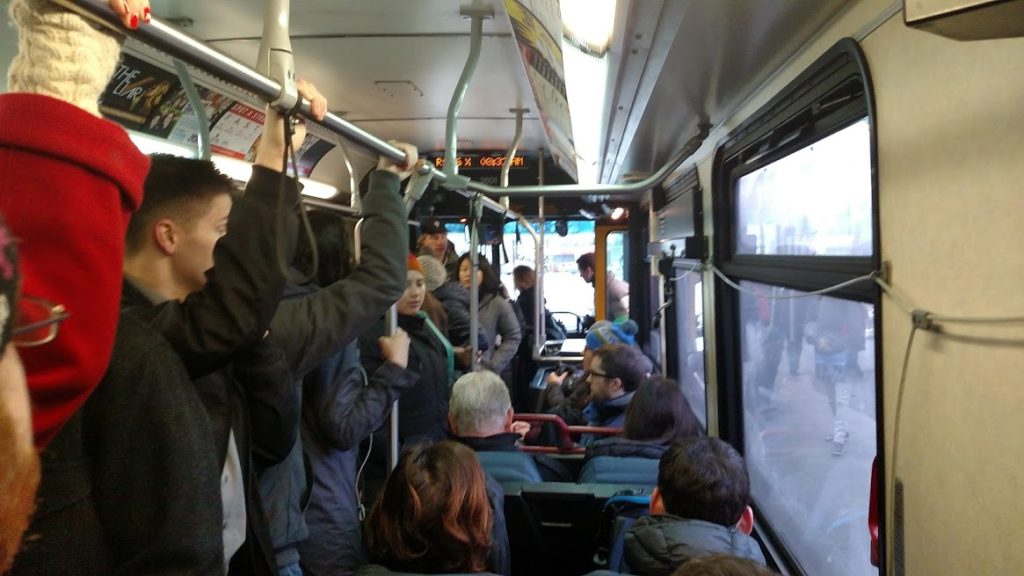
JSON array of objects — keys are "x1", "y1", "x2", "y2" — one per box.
[{"x1": 623, "y1": 514, "x2": 766, "y2": 576}]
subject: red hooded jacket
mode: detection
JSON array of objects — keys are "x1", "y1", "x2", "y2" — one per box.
[{"x1": 0, "y1": 93, "x2": 149, "y2": 447}]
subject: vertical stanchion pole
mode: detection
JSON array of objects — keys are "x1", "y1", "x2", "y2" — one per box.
[{"x1": 469, "y1": 194, "x2": 483, "y2": 370}]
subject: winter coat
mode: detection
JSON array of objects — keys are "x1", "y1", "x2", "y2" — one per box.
[
  {"x1": 585, "y1": 437, "x2": 670, "y2": 461},
  {"x1": 358, "y1": 312, "x2": 453, "y2": 503},
  {"x1": 9, "y1": 314, "x2": 222, "y2": 576},
  {"x1": 478, "y1": 293, "x2": 522, "y2": 374},
  {"x1": 0, "y1": 93, "x2": 148, "y2": 447},
  {"x1": 433, "y1": 281, "x2": 489, "y2": 350},
  {"x1": 355, "y1": 566, "x2": 500, "y2": 576},
  {"x1": 121, "y1": 165, "x2": 302, "y2": 576},
  {"x1": 297, "y1": 342, "x2": 417, "y2": 576},
  {"x1": 454, "y1": 432, "x2": 573, "y2": 483},
  {"x1": 623, "y1": 515, "x2": 766, "y2": 576},
  {"x1": 257, "y1": 170, "x2": 409, "y2": 568}
]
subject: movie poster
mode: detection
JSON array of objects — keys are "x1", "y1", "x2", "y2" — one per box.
[{"x1": 99, "y1": 54, "x2": 180, "y2": 130}]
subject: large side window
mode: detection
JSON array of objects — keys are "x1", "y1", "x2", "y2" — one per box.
[{"x1": 712, "y1": 39, "x2": 880, "y2": 576}]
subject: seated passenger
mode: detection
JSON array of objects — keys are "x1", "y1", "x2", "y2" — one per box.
[
  {"x1": 548, "y1": 344, "x2": 651, "y2": 445},
  {"x1": 1, "y1": 0, "x2": 152, "y2": 448},
  {"x1": 359, "y1": 441, "x2": 500, "y2": 576},
  {"x1": 587, "y1": 376, "x2": 702, "y2": 460},
  {"x1": 544, "y1": 320, "x2": 640, "y2": 415},
  {"x1": 358, "y1": 255, "x2": 455, "y2": 503},
  {"x1": 622, "y1": 438, "x2": 766, "y2": 575},
  {"x1": 671, "y1": 554, "x2": 778, "y2": 576},
  {"x1": 449, "y1": 371, "x2": 572, "y2": 483},
  {"x1": 0, "y1": 217, "x2": 40, "y2": 573}
]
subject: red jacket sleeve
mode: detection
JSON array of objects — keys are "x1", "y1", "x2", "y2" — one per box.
[{"x1": 0, "y1": 93, "x2": 149, "y2": 448}]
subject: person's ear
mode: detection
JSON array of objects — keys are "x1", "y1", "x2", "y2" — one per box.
[
  {"x1": 650, "y1": 487, "x2": 666, "y2": 515},
  {"x1": 737, "y1": 505, "x2": 754, "y2": 535},
  {"x1": 504, "y1": 407, "x2": 514, "y2": 431},
  {"x1": 447, "y1": 413, "x2": 459, "y2": 436},
  {"x1": 611, "y1": 377, "x2": 625, "y2": 394},
  {"x1": 154, "y1": 219, "x2": 178, "y2": 255}
]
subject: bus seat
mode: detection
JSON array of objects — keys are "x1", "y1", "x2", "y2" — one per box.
[
  {"x1": 475, "y1": 451, "x2": 544, "y2": 484},
  {"x1": 578, "y1": 456, "x2": 660, "y2": 485},
  {"x1": 598, "y1": 494, "x2": 651, "y2": 574},
  {"x1": 512, "y1": 482, "x2": 652, "y2": 575}
]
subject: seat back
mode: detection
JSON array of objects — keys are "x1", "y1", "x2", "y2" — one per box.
[
  {"x1": 476, "y1": 451, "x2": 544, "y2": 484},
  {"x1": 598, "y1": 495, "x2": 651, "y2": 573},
  {"x1": 578, "y1": 456, "x2": 660, "y2": 485}
]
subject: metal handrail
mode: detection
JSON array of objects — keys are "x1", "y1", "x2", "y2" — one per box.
[{"x1": 53, "y1": 0, "x2": 709, "y2": 207}]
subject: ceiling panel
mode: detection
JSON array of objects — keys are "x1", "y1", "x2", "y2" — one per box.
[{"x1": 607, "y1": 0, "x2": 851, "y2": 181}]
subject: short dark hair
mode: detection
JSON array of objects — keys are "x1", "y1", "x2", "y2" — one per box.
[
  {"x1": 364, "y1": 441, "x2": 492, "y2": 574},
  {"x1": 657, "y1": 437, "x2": 750, "y2": 527},
  {"x1": 512, "y1": 265, "x2": 534, "y2": 284},
  {"x1": 126, "y1": 154, "x2": 236, "y2": 255},
  {"x1": 457, "y1": 253, "x2": 503, "y2": 297},
  {"x1": 294, "y1": 211, "x2": 352, "y2": 286},
  {"x1": 624, "y1": 376, "x2": 702, "y2": 443},
  {"x1": 592, "y1": 344, "x2": 651, "y2": 393},
  {"x1": 672, "y1": 554, "x2": 777, "y2": 576},
  {"x1": 576, "y1": 252, "x2": 595, "y2": 270}
]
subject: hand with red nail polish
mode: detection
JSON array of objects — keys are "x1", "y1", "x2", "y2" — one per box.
[{"x1": 108, "y1": 0, "x2": 151, "y2": 29}]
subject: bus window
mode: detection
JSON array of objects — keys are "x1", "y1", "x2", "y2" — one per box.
[
  {"x1": 673, "y1": 262, "x2": 706, "y2": 428},
  {"x1": 740, "y1": 281, "x2": 876, "y2": 576},
  {"x1": 735, "y1": 118, "x2": 872, "y2": 256}
]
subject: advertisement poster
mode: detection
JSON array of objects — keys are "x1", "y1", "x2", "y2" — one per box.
[
  {"x1": 154, "y1": 85, "x2": 234, "y2": 142},
  {"x1": 503, "y1": 0, "x2": 578, "y2": 180},
  {"x1": 99, "y1": 54, "x2": 180, "y2": 131},
  {"x1": 210, "y1": 103, "x2": 266, "y2": 159}
]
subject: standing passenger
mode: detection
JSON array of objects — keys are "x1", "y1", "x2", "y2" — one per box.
[
  {"x1": 417, "y1": 218, "x2": 459, "y2": 280},
  {"x1": 256, "y1": 146, "x2": 420, "y2": 575},
  {"x1": 0, "y1": 0, "x2": 152, "y2": 448},
  {"x1": 457, "y1": 254, "x2": 522, "y2": 378},
  {"x1": 358, "y1": 255, "x2": 455, "y2": 503}
]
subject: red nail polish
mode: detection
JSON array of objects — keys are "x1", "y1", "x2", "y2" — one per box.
[
  {"x1": 130, "y1": 13, "x2": 138, "y2": 29},
  {"x1": 143, "y1": 7, "x2": 151, "y2": 23}
]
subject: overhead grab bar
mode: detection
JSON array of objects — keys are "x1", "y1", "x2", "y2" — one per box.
[
  {"x1": 53, "y1": 0, "x2": 708, "y2": 204},
  {"x1": 443, "y1": 4, "x2": 493, "y2": 189},
  {"x1": 501, "y1": 108, "x2": 528, "y2": 188}
]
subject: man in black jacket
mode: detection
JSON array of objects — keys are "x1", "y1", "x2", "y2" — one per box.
[
  {"x1": 254, "y1": 146, "x2": 423, "y2": 574},
  {"x1": 115, "y1": 84, "x2": 327, "y2": 576}
]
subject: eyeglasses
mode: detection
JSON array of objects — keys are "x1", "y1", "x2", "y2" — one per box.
[
  {"x1": 12, "y1": 296, "x2": 69, "y2": 348},
  {"x1": 589, "y1": 370, "x2": 612, "y2": 380}
]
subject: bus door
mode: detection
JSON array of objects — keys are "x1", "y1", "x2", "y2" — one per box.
[{"x1": 595, "y1": 224, "x2": 630, "y2": 323}]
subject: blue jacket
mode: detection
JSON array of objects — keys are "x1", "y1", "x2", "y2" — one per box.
[{"x1": 297, "y1": 342, "x2": 416, "y2": 576}]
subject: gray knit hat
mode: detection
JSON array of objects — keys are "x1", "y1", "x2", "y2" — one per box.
[{"x1": 417, "y1": 255, "x2": 447, "y2": 292}]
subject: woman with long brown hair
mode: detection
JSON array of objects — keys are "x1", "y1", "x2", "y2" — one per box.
[{"x1": 359, "y1": 441, "x2": 498, "y2": 575}]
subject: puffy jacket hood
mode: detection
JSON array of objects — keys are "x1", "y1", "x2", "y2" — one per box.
[{"x1": 624, "y1": 515, "x2": 765, "y2": 576}]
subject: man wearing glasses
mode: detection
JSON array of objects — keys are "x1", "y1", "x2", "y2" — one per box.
[{"x1": 581, "y1": 344, "x2": 652, "y2": 436}]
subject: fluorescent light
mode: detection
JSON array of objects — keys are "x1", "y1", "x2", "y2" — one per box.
[
  {"x1": 560, "y1": 0, "x2": 616, "y2": 56},
  {"x1": 127, "y1": 132, "x2": 338, "y2": 199},
  {"x1": 128, "y1": 131, "x2": 197, "y2": 158},
  {"x1": 560, "y1": 0, "x2": 615, "y2": 185}
]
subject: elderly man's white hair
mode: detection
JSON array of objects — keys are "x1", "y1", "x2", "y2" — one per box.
[{"x1": 449, "y1": 370, "x2": 511, "y2": 435}]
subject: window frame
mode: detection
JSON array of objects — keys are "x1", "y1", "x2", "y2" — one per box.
[{"x1": 710, "y1": 38, "x2": 883, "y2": 575}]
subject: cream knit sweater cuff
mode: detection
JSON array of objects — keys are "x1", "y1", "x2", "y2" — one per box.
[{"x1": 7, "y1": 0, "x2": 122, "y2": 117}]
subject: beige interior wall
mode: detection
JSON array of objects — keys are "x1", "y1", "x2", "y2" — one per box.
[
  {"x1": 861, "y1": 16, "x2": 1024, "y2": 575},
  {"x1": 691, "y1": 2, "x2": 1024, "y2": 573}
]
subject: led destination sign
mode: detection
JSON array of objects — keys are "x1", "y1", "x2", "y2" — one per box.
[{"x1": 431, "y1": 153, "x2": 528, "y2": 170}]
